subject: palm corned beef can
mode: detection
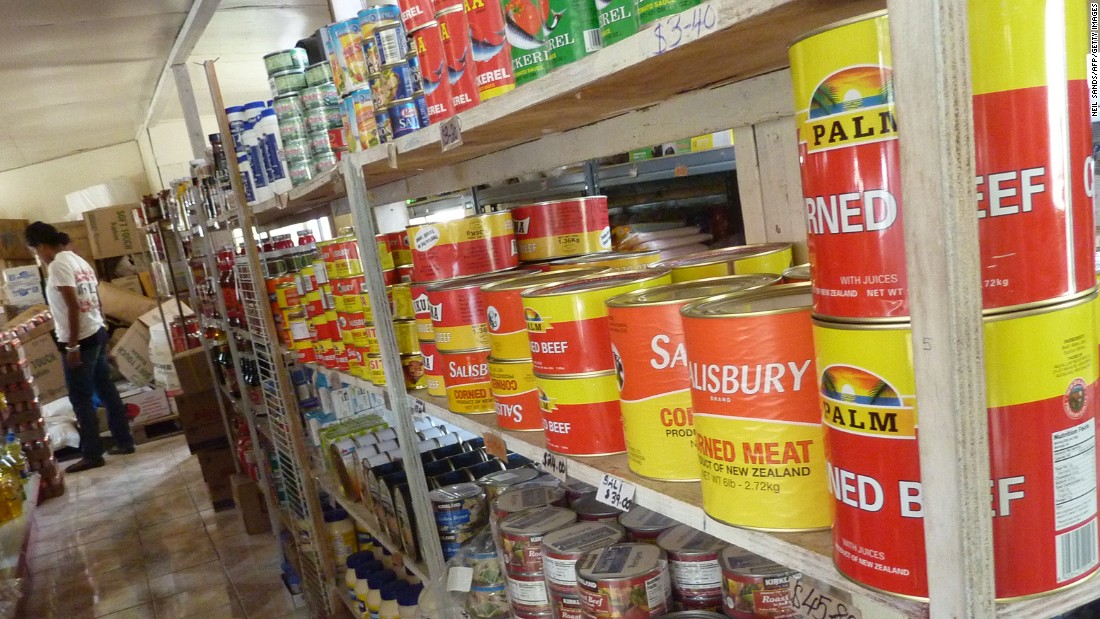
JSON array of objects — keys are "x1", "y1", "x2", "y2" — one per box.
[
  {"x1": 656, "y1": 526, "x2": 725, "y2": 607},
  {"x1": 411, "y1": 22, "x2": 456, "y2": 124},
  {"x1": 595, "y1": 0, "x2": 639, "y2": 46},
  {"x1": 522, "y1": 269, "x2": 671, "y2": 376},
  {"x1": 438, "y1": 6, "x2": 482, "y2": 113},
  {"x1": 681, "y1": 284, "x2": 831, "y2": 532},
  {"x1": 465, "y1": 0, "x2": 517, "y2": 100},
  {"x1": 571, "y1": 492, "x2": 622, "y2": 523},
  {"x1": 412, "y1": 282, "x2": 435, "y2": 341},
  {"x1": 494, "y1": 485, "x2": 570, "y2": 521},
  {"x1": 617, "y1": 506, "x2": 676, "y2": 543},
  {"x1": 442, "y1": 349, "x2": 494, "y2": 414},
  {"x1": 511, "y1": 196, "x2": 612, "y2": 262},
  {"x1": 782, "y1": 264, "x2": 810, "y2": 283},
  {"x1": 653, "y1": 243, "x2": 793, "y2": 284},
  {"x1": 482, "y1": 268, "x2": 604, "y2": 361},
  {"x1": 606, "y1": 275, "x2": 780, "y2": 482},
  {"x1": 420, "y1": 339, "x2": 447, "y2": 396},
  {"x1": 385, "y1": 230, "x2": 412, "y2": 266},
  {"x1": 503, "y1": 0, "x2": 551, "y2": 86},
  {"x1": 549, "y1": 250, "x2": 661, "y2": 272},
  {"x1": 428, "y1": 270, "x2": 524, "y2": 353},
  {"x1": 408, "y1": 211, "x2": 517, "y2": 282},
  {"x1": 576, "y1": 544, "x2": 672, "y2": 618},
  {"x1": 545, "y1": 0, "x2": 602, "y2": 70},
  {"x1": 719, "y1": 547, "x2": 799, "y2": 619},
  {"x1": 501, "y1": 507, "x2": 578, "y2": 574},
  {"x1": 815, "y1": 289, "x2": 1100, "y2": 599},
  {"x1": 542, "y1": 521, "x2": 626, "y2": 619},
  {"x1": 537, "y1": 372, "x2": 625, "y2": 456},
  {"x1": 398, "y1": 0, "x2": 435, "y2": 31},
  {"x1": 490, "y1": 357, "x2": 543, "y2": 431}
]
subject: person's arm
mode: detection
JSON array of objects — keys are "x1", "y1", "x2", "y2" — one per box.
[{"x1": 58, "y1": 286, "x2": 82, "y2": 367}]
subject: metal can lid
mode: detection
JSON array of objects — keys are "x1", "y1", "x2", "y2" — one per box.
[
  {"x1": 542, "y1": 521, "x2": 626, "y2": 555},
  {"x1": 522, "y1": 269, "x2": 671, "y2": 298},
  {"x1": 719, "y1": 546, "x2": 797, "y2": 579},
  {"x1": 478, "y1": 467, "x2": 539, "y2": 489},
  {"x1": 429, "y1": 482, "x2": 485, "y2": 502},
  {"x1": 426, "y1": 269, "x2": 527, "y2": 292},
  {"x1": 606, "y1": 274, "x2": 780, "y2": 308},
  {"x1": 271, "y1": 68, "x2": 306, "y2": 78},
  {"x1": 501, "y1": 506, "x2": 577, "y2": 537},
  {"x1": 571, "y1": 492, "x2": 624, "y2": 519},
  {"x1": 680, "y1": 282, "x2": 811, "y2": 319},
  {"x1": 576, "y1": 543, "x2": 665, "y2": 582},
  {"x1": 550, "y1": 251, "x2": 655, "y2": 266},
  {"x1": 782, "y1": 263, "x2": 810, "y2": 281},
  {"x1": 494, "y1": 485, "x2": 567, "y2": 514},
  {"x1": 618, "y1": 505, "x2": 677, "y2": 532},
  {"x1": 390, "y1": 97, "x2": 415, "y2": 105},
  {"x1": 656, "y1": 524, "x2": 725, "y2": 555},
  {"x1": 652, "y1": 242, "x2": 792, "y2": 270},
  {"x1": 263, "y1": 48, "x2": 306, "y2": 60},
  {"x1": 480, "y1": 267, "x2": 604, "y2": 294}
]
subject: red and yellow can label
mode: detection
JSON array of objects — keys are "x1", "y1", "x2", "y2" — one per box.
[
  {"x1": 489, "y1": 358, "x2": 542, "y2": 431},
  {"x1": 537, "y1": 373, "x2": 626, "y2": 456},
  {"x1": 412, "y1": 283, "x2": 434, "y2": 341},
  {"x1": 511, "y1": 197, "x2": 612, "y2": 262},
  {"x1": 420, "y1": 340, "x2": 446, "y2": 397},
  {"x1": 443, "y1": 349, "x2": 494, "y2": 414},
  {"x1": 408, "y1": 211, "x2": 518, "y2": 282}
]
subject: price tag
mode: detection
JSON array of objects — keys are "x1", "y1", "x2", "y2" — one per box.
[
  {"x1": 447, "y1": 566, "x2": 473, "y2": 592},
  {"x1": 541, "y1": 450, "x2": 568, "y2": 481},
  {"x1": 649, "y1": 1, "x2": 719, "y2": 57},
  {"x1": 788, "y1": 578, "x2": 863, "y2": 619},
  {"x1": 483, "y1": 431, "x2": 508, "y2": 460},
  {"x1": 411, "y1": 398, "x2": 427, "y2": 417},
  {"x1": 596, "y1": 474, "x2": 636, "y2": 511},
  {"x1": 440, "y1": 116, "x2": 463, "y2": 152},
  {"x1": 387, "y1": 143, "x2": 398, "y2": 169}
]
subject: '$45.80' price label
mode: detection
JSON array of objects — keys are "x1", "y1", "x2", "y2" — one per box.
[{"x1": 788, "y1": 579, "x2": 862, "y2": 619}]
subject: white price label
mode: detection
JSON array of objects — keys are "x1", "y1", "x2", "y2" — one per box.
[
  {"x1": 412, "y1": 398, "x2": 427, "y2": 416},
  {"x1": 541, "y1": 451, "x2": 568, "y2": 481},
  {"x1": 649, "y1": 1, "x2": 718, "y2": 57},
  {"x1": 440, "y1": 116, "x2": 463, "y2": 152},
  {"x1": 596, "y1": 474, "x2": 635, "y2": 511},
  {"x1": 788, "y1": 578, "x2": 862, "y2": 619},
  {"x1": 447, "y1": 566, "x2": 473, "y2": 592},
  {"x1": 387, "y1": 143, "x2": 399, "y2": 169}
]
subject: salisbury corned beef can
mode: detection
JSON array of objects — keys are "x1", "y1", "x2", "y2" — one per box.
[
  {"x1": 606, "y1": 275, "x2": 780, "y2": 482},
  {"x1": 656, "y1": 525, "x2": 725, "y2": 608},
  {"x1": 576, "y1": 544, "x2": 672, "y2": 618},
  {"x1": 653, "y1": 243, "x2": 793, "y2": 284},
  {"x1": 489, "y1": 357, "x2": 543, "y2": 431},
  {"x1": 522, "y1": 269, "x2": 671, "y2": 376},
  {"x1": 500, "y1": 506, "x2": 578, "y2": 574},
  {"x1": 481, "y1": 268, "x2": 604, "y2": 360},
  {"x1": 537, "y1": 372, "x2": 626, "y2": 456},
  {"x1": 511, "y1": 196, "x2": 612, "y2": 262},
  {"x1": 549, "y1": 250, "x2": 661, "y2": 272},
  {"x1": 682, "y1": 284, "x2": 831, "y2": 532},
  {"x1": 719, "y1": 547, "x2": 799, "y2": 619},
  {"x1": 465, "y1": 0, "x2": 517, "y2": 100},
  {"x1": 427, "y1": 270, "x2": 524, "y2": 352},
  {"x1": 442, "y1": 349, "x2": 494, "y2": 414},
  {"x1": 437, "y1": 6, "x2": 481, "y2": 113},
  {"x1": 408, "y1": 211, "x2": 517, "y2": 282}
]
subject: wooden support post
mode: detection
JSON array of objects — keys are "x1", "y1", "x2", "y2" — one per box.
[
  {"x1": 887, "y1": 1, "x2": 996, "y2": 617},
  {"x1": 172, "y1": 64, "x2": 207, "y2": 160}
]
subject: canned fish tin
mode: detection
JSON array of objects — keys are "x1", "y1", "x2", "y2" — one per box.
[
  {"x1": 523, "y1": 269, "x2": 671, "y2": 376},
  {"x1": 378, "y1": 61, "x2": 419, "y2": 102},
  {"x1": 490, "y1": 357, "x2": 542, "y2": 431},
  {"x1": 331, "y1": 17, "x2": 371, "y2": 93},
  {"x1": 387, "y1": 97, "x2": 421, "y2": 138},
  {"x1": 719, "y1": 547, "x2": 798, "y2": 619},
  {"x1": 364, "y1": 35, "x2": 383, "y2": 76},
  {"x1": 682, "y1": 284, "x2": 831, "y2": 531},
  {"x1": 408, "y1": 211, "x2": 517, "y2": 282},
  {"x1": 376, "y1": 106, "x2": 394, "y2": 142},
  {"x1": 501, "y1": 507, "x2": 578, "y2": 574},
  {"x1": 442, "y1": 349, "x2": 494, "y2": 414},
  {"x1": 273, "y1": 92, "x2": 304, "y2": 120},
  {"x1": 420, "y1": 340, "x2": 447, "y2": 396},
  {"x1": 654, "y1": 243, "x2": 793, "y2": 284},
  {"x1": 301, "y1": 83, "x2": 340, "y2": 109},
  {"x1": 549, "y1": 250, "x2": 660, "y2": 272},
  {"x1": 375, "y1": 23, "x2": 411, "y2": 66},
  {"x1": 397, "y1": 0, "x2": 433, "y2": 31},
  {"x1": 279, "y1": 115, "x2": 307, "y2": 142},
  {"x1": 537, "y1": 372, "x2": 625, "y2": 456},
  {"x1": 504, "y1": 0, "x2": 551, "y2": 87},
  {"x1": 656, "y1": 526, "x2": 725, "y2": 604},
  {"x1": 428, "y1": 271, "x2": 523, "y2": 352},
  {"x1": 412, "y1": 23, "x2": 455, "y2": 124},
  {"x1": 494, "y1": 485, "x2": 570, "y2": 521},
  {"x1": 283, "y1": 136, "x2": 311, "y2": 163},
  {"x1": 606, "y1": 275, "x2": 780, "y2": 481},
  {"x1": 508, "y1": 572, "x2": 552, "y2": 615},
  {"x1": 270, "y1": 69, "x2": 308, "y2": 95},
  {"x1": 597, "y1": 0, "x2": 639, "y2": 46},
  {"x1": 618, "y1": 506, "x2": 677, "y2": 543},
  {"x1": 512, "y1": 197, "x2": 611, "y2": 262},
  {"x1": 402, "y1": 353, "x2": 427, "y2": 390},
  {"x1": 571, "y1": 493, "x2": 622, "y2": 523},
  {"x1": 637, "y1": 0, "x2": 696, "y2": 24},
  {"x1": 264, "y1": 48, "x2": 309, "y2": 75},
  {"x1": 466, "y1": 0, "x2": 516, "y2": 100},
  {"x1": 309, "y1": 129, "x2": 334, "y2": 157},
  {"x1": 481, "y1": 268, "x2": 603, "y2": 361},
  {"x1": 430, "y1": 482, "x2": 489, "y2": 559},
  {"x1": 577, "y1": 544, "x2": 671, "y2": 618},
  {"x1": 438, "y1": 6, "x2": 481, "y2": 113},
  {"x1": 360, "y1": 4, "x2": 403, "y2": 29},
  {"x1": 347, "y1": 88, "x2": 381, "y2": 149},
  {"x1": 782, "y1": 264, "x2": 810, "y2": 283},
  {"x1": 306, "y1": 61, "x2": 334, "y2": 86},
  {"x1": 546, "y1": 0, "x2": 602, "y2": 69},
  {"x1": 479, "y1": 468, "x2": 540, "y2": 501},
  {"x1": 413, "y1": 93, "x2": 431, "y2": 127}
]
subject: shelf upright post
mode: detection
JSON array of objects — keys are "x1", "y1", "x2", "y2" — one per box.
[
  {"x1": 583, "y1": 160, "x2": 600, "y2": 197},
  {"x1": 887, "y1": 1, "x2": 995, "y2": 617},
  {"x1": 342, "y1": 156, "x2": 448, "y2": 578}
]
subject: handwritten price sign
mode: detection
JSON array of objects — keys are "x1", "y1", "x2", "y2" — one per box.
[
  {"x1": 411, "y1": 398, "x2": 427, "y2": 416},
  {"x1": 541, "y1": 450, "x2": 568, "y2": 481},
  {"x1": 596, "y1": 474, "x2": 636, "y2": 511},
  {"x1": 788, "y1": 579, "x2": 862, "y2": 619},
  {"x1": 440, "y1": 116, "x2": 463, "y2": 152},
  {"x1": 650, "y1": 1, "x2": 718, "y2": 56}
]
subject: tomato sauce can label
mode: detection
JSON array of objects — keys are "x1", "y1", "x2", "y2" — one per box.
[
  {"x1": 411, "y1": 23, "x2": 456, "y2": 123},
  {"x1": 636, "y1": 0, "x2": 697, "y2": 24},
  {"x1": 545, "y1": 0, "x2": 602, "y2": 69},
  {"x1": 409, "y1": 211, "x2": 517, "y2": 281},
  {"x1": 443, "y1": 349, "x2": 495, "y2": 414},
  {"x1": 596, "y1": 0, "x2": 639, "y2": 46},
  {"x1": 490, "y1": 358, "x2": 542, "y2": 431},
  {"x1": 720, "y1": 547, "x2": 798, "y2": 619},
  {"x1": 399, "y1": 0, "x2": 435, "y2": 32},
  {"x1": 502, "y1": 0, "x2": 551, "y2": 85},
  {"x1": 512, "y1": 197, "x2": 611, "y2": 262},
  {"x1": 438, "y1": 8, "x2": 482, "y2": 113},
  {"x1": 465, "y1": 0, "x2": 517, "y2": 100},
  {"x1": 537, "y1": 372, "x2": 626, "y2": 456},
  {"x1": 522, "y1": 270, "x2": 671, "y2": 376},
  {"x1": 412, "y1": 283, "x2": 435, "y2": 340},
  {"x1": 420, "y1": 339, "x2": 447, "y2": 396},
  {"x1": 681, "y1": 285, "x2": 832, "y2": 531}
]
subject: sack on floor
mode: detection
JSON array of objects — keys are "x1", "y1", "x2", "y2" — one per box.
[{"x1": 41, "y1": 399, "x2": 80, "y2": 450}]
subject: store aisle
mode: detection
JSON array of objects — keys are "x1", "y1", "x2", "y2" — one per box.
[{"x1": 20, "y1": 435, "x2": 309, "y2": 619}]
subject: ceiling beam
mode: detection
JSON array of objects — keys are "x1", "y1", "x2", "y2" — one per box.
[{"x1": 137, "y1": 0, "x2": 222, "y2": 137}]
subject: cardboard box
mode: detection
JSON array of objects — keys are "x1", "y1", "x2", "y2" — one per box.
[
  {"x1": 173, "y1": 389, "x2": 221, "y2": 428},
  {"x1": 198, "y1": 446, "x2": 236, "y2": 483},
  {"x1": 0, "y1": 220, "x2": 32, "y2": 260},
  {"x1": 172, "y1": 347, "x2": 215, "y2": 397},
  {"x1": 232, "y1": 474, "x2": 271, "y2": 535},
  {"x1": 121, "y1": 387, "x2": 172, "y2": 424},
  {"x1": 110, "y1": 275, "x2": 143, "y2": 296},
  {"x1": 110, "y1": 322, "x2": 152, "y2": 386},
  {"x1": 83, "y1": 205, "x2": 144, "y2": 259},
  {"x1": 21, "y1": 334, "x2": 65, "y2": 405},
  {"x1": 98, "y1": 282, "x2": 157, "y2": 325},
  {"x1": 2, "y1": 305, "x2": 54, "y2": 341}
]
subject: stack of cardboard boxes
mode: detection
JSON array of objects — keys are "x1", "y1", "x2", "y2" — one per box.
[
  {"x1": 0, "y1": 306, "x2": 65, "y2": 499},
  {"x1": 172, "y1": 347, "x2": 236, "y2": 511}
]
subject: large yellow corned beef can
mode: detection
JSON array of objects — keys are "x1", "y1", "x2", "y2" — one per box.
[
  {"x1": 652, "y1": 243, "x2": 793, "y2": 284},
  {"x1": 680, "y1": 284, "x2": 831, "y2": 531},
  {"x1": 547, "y1": 250, "x2": 662, "y2": 272},
  {"x1": 815, "y1": 290, "x2": 1100, "y2": 600},
  {"x1": 605, "y1": 274, "x2": 781, "y2": 482}
]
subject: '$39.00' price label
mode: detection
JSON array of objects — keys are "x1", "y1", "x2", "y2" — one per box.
[{"x1": 597, "y1": 474, "x2": 636, "y2": 511}]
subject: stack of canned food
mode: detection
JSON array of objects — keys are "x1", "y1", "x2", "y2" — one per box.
[{"x1": 266, "y1": 46, "x2": 345, "y2": 185}]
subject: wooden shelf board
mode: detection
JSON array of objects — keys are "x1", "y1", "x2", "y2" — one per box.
[{"x1": 252, "y1": 167, "x2": 346, "y2": 226}]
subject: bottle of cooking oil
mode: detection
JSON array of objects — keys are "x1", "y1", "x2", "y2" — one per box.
[{"x1": 6, "y1": 432, "x2": 26, "y2": 480}]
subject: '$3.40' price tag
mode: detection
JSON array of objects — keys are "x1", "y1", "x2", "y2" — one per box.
[
  {"x1": 541, "y1": 451, "x2": 568, "y2": 481},
  {"x1": 597, "y1": 474, "x2": 636, "y2": 511}
]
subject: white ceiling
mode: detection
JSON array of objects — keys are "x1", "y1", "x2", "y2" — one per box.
[{"x1": 0, "y1": 0, "x2": 330, "y2": 174}]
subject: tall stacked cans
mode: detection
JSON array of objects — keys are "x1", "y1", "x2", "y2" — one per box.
[
  {"x1": 791, "y1": 3, "x2": 1099, "y2": 599},
  {"x1": 227, "y1": 100, "x2": 294, "y2": 201}
]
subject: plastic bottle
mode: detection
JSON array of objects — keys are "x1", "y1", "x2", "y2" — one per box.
[
  {"x1": 345, "y1": 551, "x2": 374, "y2": 599},
  {"x1": 354, "y1": 561, "x2": 381, "y2": 613},
  {"x1": 402, "y1": 569, "x2": 421, "y2": 586},
  {"x1": 258, "y1": 108, "x2": 292, "y2": 194},
  {"x1": 6, "y1": 432, "x2": 25, "y2": 480},
  {"x1": 355, "y1": 525, "x2": 375, "y2": 552},
  {"x1": 380, "y1": 546, "x2": 394, "y2": 571},
  {"x1": 397, "y1": 584, "x2": 421, "y2": 619},
  {"x1": 378, "y1": 582, "x2": 404, "y2": 619},
  {"x1": 325, "y1": 509, "x2": 357, "y2": 575},
  {"x1": 366, "y1": 570, "x2": 397, "y2": 619}
]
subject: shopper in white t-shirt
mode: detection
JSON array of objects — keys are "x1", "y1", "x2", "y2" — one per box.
[{"x1": 24, "y1": 222, "x2": 135, "y2": 473}]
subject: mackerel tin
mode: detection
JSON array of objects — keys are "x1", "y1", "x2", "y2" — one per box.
[
  {"x1": 438, "y1": 7, "x2": 482, "y2": 113},
  {"x1": 637, "y1": 0, "x2": 696, "y2": 25},
  {"x1": 545, "y1": 0, "x2": 603, "y2": 70},
  {"x1": 466, "y1": 0, "x2": 517, "y2": 100},
  {"x1": 412, "y1": 22, "x2": 456, "y2": 123},
  {"x1": 396, "y1": 0, "x2": 434, "y2": 32},
  {"x1": 503, "y1": 0, "x2": 551, "y2": 85},
  {"x1": 596, "y1": 0, "x2": 639, "y2": 46}
]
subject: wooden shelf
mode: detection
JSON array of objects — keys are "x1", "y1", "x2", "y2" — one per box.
[{"x1": 252, "y1": 167, "x2": 346, "y2": 226}]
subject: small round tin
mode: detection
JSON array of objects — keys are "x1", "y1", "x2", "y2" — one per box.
[
  {"x1": 270, "y1": 69, "x2": 307, "y2": 95},
  {"x1": 571, "y1": 492, "x2": 624, "y2": 522},
  {"x1": 273, "y1": 93, "x2": 304, "y2": 120},
  {"x1": 375, "y1": 106, "x2": 393, "y2": 143},
  {"x1": 618, "y1": 506, "x2": 677, "y2": 543},
  {"x1": 305, "y1": 61, "x2": 333, "y2": 86},
  {"x1": 282, "y1": 137, "x2": 311, "y2": 163},
  {"x1": 477, "y1": 468, "x2": 540, "y2": 502},
  {"x1": 500, "y1": 507, "x2": 577, "y2": 574},
  {"x1": 301, "y1": 83, "x2": 340, "y2": 110},
  {"x1": 264, "y1": 48, "x2": 308, "y2": 75},
  {"x1": 374, "y1": 23, "x2": 411, "y2": 66},
  {"x1": 576, "y1": 544, "x2": 671, "y2": 618},
  {"x1": 388, "y1": 97, "x2": 421, "y2": 137}
]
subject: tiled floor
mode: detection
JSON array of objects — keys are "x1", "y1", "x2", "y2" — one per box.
[{"x1": 22, "y1": 435, "x2": 311, "y2": 619}]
